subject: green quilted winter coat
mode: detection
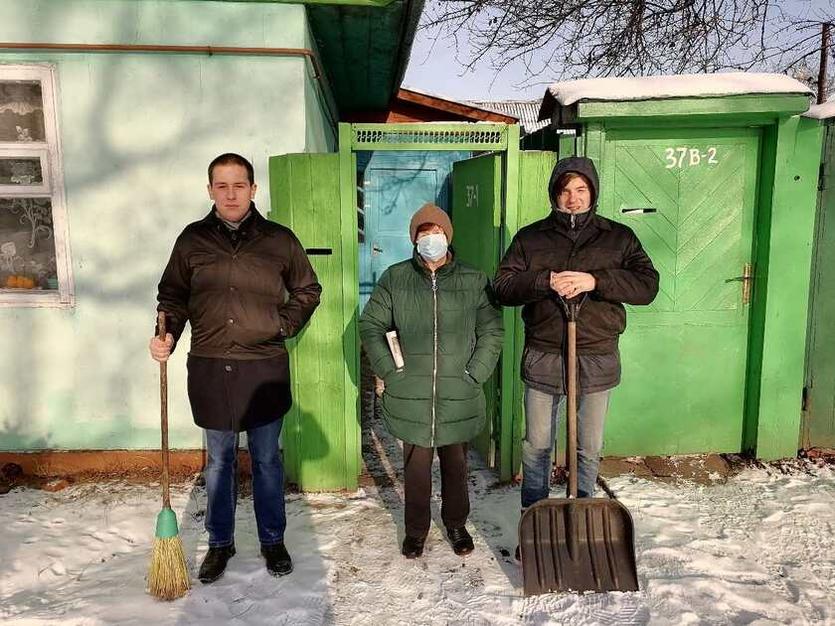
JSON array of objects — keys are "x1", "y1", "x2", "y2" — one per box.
[{"x1": 359, "y1": 252, "x2": 504, "y2": 448}]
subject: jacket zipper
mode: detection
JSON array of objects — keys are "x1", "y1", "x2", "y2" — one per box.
[
  {"x1": 567, "y1": 212, "x2": 580, "y2": 269},
  {"x1": 431, "y1": 270, "x2": 438, "y2": 447}
]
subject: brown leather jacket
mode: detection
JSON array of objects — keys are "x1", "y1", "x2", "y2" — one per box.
[{"x1": 156, "y1": 205, "x2": 322, "y2": 360}]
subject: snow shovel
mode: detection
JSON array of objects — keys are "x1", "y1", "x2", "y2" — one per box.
[{"x1": 519, "y1": 295, "x2": 639, "y2": 595}]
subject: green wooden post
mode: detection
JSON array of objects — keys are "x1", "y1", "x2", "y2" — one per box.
[
  {"x1": 501, "y1": 124, "x2": 521, "y2": 481},
  {"x1": 557, "y1": 131, "x2": 576, "y2": 160},
  {"x1": 582, "y1": 122, "x2": 605, "y2": 163},
  {"x1": 338, "y1": 123, "x2": 361, "y2": 489},
  {"x1": 750, "y1": 116, "x2": 823, "y2": 459}
]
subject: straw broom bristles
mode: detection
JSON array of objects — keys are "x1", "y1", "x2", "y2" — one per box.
[{"x1": 148, "y1": 535, "x2": 190, "y2": 600}]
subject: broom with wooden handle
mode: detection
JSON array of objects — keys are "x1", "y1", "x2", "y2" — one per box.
[{"x1": 148, "y1": 311, "x2": 190, "y2": 600}]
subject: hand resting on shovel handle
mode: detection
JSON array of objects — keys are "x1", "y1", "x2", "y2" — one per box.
[{"x1": 550, "y1": 271, "x2": 595, "y2": 299}]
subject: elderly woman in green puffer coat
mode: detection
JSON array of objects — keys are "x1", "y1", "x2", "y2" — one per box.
[{"x1": 359, "y1": 202, "x2": 504, "y2": 560}]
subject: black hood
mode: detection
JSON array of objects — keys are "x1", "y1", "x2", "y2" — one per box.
[{"x1": 547, "y1": 156, "x2": 600, "y2": 213}]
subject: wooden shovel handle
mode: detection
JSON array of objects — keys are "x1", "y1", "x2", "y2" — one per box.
[
  {"x1": 158, "y1": 311, "x2": 171, "y2": 508},
  {"x1": 559, "y1": 294, "x2": 585, "y2": 499},
  {"x1": 567, "y1": 319, "x2": 578, "y2": 499}
]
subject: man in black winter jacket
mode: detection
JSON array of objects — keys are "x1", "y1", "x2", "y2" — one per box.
[
  {"x1": 494, "y1": 156, "x2": 658, "y2": 512},
  {"x1": 149, "y1": 153, "x2": 321, "y2": 584}
]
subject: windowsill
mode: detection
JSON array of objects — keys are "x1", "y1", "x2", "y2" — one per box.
[{"x1": 0, "y1": 288, "x2": 74, "y2": 308}]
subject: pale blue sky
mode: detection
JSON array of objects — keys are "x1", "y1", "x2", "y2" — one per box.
[
  {"x1": 403, "y1": 25, "x2": 548, "y2": 102},
  {"x1": 402, "y1": 0, "x2": 827, "y2": 103}
]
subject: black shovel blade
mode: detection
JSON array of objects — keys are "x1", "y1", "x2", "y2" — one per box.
[{"x1": 519, "y1": 498, "x2": 639, "y2": 595}]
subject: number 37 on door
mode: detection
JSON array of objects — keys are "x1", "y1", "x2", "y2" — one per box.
[{"x1": 664, "y1": 146, "x2": 719, "y2": 169}]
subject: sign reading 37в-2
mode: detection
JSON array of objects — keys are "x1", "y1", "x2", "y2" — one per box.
[{"x1": 664, "y1": 146, "x2": 720, "y2": 169}]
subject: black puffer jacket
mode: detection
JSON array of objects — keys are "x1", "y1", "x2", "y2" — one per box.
[{"x1": 493, "y1": 157, "x2": 659, "y2": 357}]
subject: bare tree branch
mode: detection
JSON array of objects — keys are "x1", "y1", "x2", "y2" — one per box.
[{"x1": 420, "y1": 0, "x2": 835, "y2": 98}]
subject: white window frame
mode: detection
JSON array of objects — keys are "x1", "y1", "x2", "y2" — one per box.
[
  {"x1": 0, "y1": 147, "x2": 51, "y2": 195},
  {"x1": 0, "y1": 64, "x2": 74, "y2": 308}
]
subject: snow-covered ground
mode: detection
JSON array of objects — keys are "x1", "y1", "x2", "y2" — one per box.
[{"x1": 2, "y1": 420, "x2": 834, "y2": 625}]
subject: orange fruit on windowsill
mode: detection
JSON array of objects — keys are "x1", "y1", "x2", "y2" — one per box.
[{"x1": 3, "y1": 275, "x2": 37, "y2": 289}]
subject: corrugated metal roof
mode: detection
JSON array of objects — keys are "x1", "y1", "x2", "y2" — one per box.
[{"x1": 467, "y1": 100, "x2": 548, "y2": 134}]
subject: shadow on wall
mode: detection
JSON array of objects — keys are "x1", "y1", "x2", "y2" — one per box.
[{"x1": 1, "y1": 3, "x2": 310, "y2": 451}]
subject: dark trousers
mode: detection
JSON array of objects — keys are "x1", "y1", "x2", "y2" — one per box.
[
  {"x1": 403, "y1": 442, "x2": 470, "y2": 538},
  {"x1": 204, "y1": 418, "x2": 286, "y2": 548}
]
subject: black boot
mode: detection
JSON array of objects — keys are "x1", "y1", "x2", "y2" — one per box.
[
  {"x1": 261, "y1": 543, "x2": 293, "y2": 577},
  {"x1": 401, "y1": 535, "x2": 425, "y2": 559},
  {"x1": 446, "y1": 527, "x2": 474, "y2": 556},
  {"x1": 198, "y1": 545, "x2": 235, "y2": 584}
]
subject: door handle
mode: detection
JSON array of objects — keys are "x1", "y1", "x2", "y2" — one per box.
[
  {"x1": 725, "y1": 263, "x2": 754, "y2": 305},
  {"x1": 372, "y1": 244, "x2": 383, "y2": 254}
]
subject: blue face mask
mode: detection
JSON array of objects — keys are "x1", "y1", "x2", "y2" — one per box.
[{"x1": 416, "y1": 232, "x2": 448, "y2": 262}]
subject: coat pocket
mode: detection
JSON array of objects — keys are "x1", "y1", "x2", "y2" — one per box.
[{"x1": 382, "y1": 368, "x2": 408, "y2": 396}]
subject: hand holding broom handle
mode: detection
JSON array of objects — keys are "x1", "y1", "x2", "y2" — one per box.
[{"x1": 158, "y1": 311, "x2": 170, "y2": 509}]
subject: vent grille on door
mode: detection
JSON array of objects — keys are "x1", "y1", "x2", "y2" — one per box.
[{"x1": 351, "y1": 124, "x2": 508, "y2": 151}]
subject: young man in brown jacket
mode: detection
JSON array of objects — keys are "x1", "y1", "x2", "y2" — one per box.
[{"x1": 149, "y1": 153, "x2": 321, "y2": 583}]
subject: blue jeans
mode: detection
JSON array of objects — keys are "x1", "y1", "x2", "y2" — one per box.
[
  {"x1": 204, "y1": 419, "x2": 286, "y2": 548},
  {"x1": 521, "y1": 385, "x2": 610, "y2": 508}
]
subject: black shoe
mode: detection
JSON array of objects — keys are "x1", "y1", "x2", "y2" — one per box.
[
  {"x1": 261, "y1": 543, "x2": 293, "y2": 577},
  {"x1": 401, "y1": 535, "x2": 425, "y2": 559},
  {"x1": 198, "y1": 545, "x2": 235, "y2": 584},
  {"x1": 446, "y1": 527, "x2": 474, "y2": 556}
]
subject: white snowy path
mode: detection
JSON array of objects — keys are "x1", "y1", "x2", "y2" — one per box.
[{"x1": 1, "y1": 426, "x2": 833, "y2": 625}]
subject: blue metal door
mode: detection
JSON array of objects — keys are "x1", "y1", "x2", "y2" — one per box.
[{"x1": 358, "y1": 151, "x2": 470, "y2": 308}]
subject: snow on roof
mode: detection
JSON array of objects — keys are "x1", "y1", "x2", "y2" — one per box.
[
  {"x1": 540, "y1": 73, "x2": 812, "y2": 120},
  {"x1": 804, "y1": 100, "x2": 835, "y2": 119}
]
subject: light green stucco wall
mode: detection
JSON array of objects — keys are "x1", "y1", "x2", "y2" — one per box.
[
  {"x1": 0, "y1": 1, "x2": 309, "y2": 48},
  {"x1": 0, "y1": 0, "x2": 337, "y2": 450}
]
